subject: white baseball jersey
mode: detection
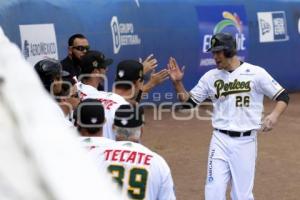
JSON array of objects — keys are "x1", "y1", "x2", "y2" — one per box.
[
  {"x1": 190, "y1": 62, "x2": 284, "y2": 131},
  {"x1": 76, "y1": 82, "x2": 129, "y2": 140},
  {"x1": 80, "y1": 136, "x2": 115, "y2": 150},
  {"x1": 90, "y1": 141, "x2": 176, "y2": 200}
]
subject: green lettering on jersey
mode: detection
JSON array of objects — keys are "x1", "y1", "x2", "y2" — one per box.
[{"x1": 214, "y1": 79, "x2": 251, "y2": 98}]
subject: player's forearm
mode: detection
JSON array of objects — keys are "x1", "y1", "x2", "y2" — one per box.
[
  {"x1": 270, "y1": 101, "x2": 288, "y2": 118},
  {"x1": 142, "y1": 81, "x2": 155, "y2": 93},
  {"x1": 172, "y1": 81, "x2": 190, "y2": 102}
]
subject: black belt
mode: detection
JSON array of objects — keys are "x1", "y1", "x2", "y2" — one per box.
[{"x1": 214, "y1": 129, "x2": 252, "y2": 137}]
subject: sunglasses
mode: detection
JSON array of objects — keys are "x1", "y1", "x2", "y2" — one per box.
[{"x1": 72, "y1": 46, "x2": 90, "y2": 52}]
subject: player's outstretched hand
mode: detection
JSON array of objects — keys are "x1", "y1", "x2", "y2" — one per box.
[
  {"x1": 139, "y1": 54, "x2": 158, "y2": 75},
  {"x1": 142, "y1": 69, "x2": 169, "y2": 93},
  {"x1": 150, "y1": 69, "x2": 169, "y2": 85},
  {"x1": 260, "y1": 113, "x2": 278, "y2": 132},
  {"x1": 167, "y1": 57, "x2": 185, "y2": 82}
]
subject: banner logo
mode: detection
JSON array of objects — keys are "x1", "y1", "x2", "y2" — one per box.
[
  {"x1": 257, "y1": 11, "x2": 289, "y2": 43},
  {"x1": 19, "y1": 24, "x2": 58, "y2": 66},
  {"x1": 197, "y1": 5, "x2": 249, "y2": 67},
  {"x1": 213, "y1": 11, "x2": 243, "y2": 34},
  {"x1": 111, "y1": 16, "x2": 141, "y2": 54}
]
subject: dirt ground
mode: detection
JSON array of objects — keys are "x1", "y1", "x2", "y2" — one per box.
[{"x1": 142, "y1": 93, "x2": 300, "y2": 200}]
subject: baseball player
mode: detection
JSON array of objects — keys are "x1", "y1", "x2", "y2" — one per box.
[
  {"x1": 76, "y1": 50, "x2": 129, "y2": 140},
  {"x1": 114, "y1": 59, "x2": 169, "y2": 104},
  {"x1": 75, "y1": 98, "x2": 115, "y2": 149},
  {"x1": 34, "y1": 58, "x2": 76, "y2": 127},
  {"x1": 34, "y1": 58, "x2": 70, "y2": 95},
  {"x1": 139, "y1": 54, "x2": 169, "y2": 98},
  {"x1": 168, "y1": 32, "x2": 289, "y2": 200},
  {"x1": 89, "y1": 104, "x2": 176, "y2": 200},
  {"x1": 113, "y1": 59, "x2": 145, "y2": 103}
]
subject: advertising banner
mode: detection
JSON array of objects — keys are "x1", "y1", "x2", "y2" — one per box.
[
  {"x1": 196, "y1": 5, "x2": 249, "y2": 68},
  {"x1": 257, "y1": 11, "x2": 289, "y2": 43},
  {"x1": 19, "y1": 24, "x2": 58, "y2": 65}
]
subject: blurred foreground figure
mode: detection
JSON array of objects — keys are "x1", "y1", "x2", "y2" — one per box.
[{"x1": 0, "y1": 28, "x2": 120, "y2": 200}]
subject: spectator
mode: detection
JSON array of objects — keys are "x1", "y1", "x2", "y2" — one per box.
[{"x1": 61, "y1": 33, "x2": 89, "y2": 84}]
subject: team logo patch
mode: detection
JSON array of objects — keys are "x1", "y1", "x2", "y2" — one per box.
[
  {"x1": 211, "y1": 38, "x2": 217, "y2": 47},
  {"x1": 123, "y1": 142, "x2": 132, "y2": 147},
  {"x1": 121, "y1": 119, "x2": 128, "y2": 125},
  {"x1": 118, "y1": 70, "x2": 125, "y2": 78},
  {"x1": 90, "y1": 117, "x2": 98, "y2": 124},
  {"x1": 92, "y1": 61, "x2": 99, "y2": 67},
  {"x1": 139, "y1": 70, "x2": 143, "y2": 78},
  {"x1": 83, "y1": 138, "x2": 91, "y2": 143}
]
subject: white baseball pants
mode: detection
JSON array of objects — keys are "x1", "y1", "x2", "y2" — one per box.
[{"x1": 205, "y1": 130, "x2": 257, "y2": 200}]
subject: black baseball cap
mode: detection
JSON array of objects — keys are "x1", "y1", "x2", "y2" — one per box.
[
  {"x1": 114, "y1": 104, "x2": 144, "y2": 128},
  {"x1": 207, "y1": 32, "x2": 236, "y2": 52},
  {"x1": 35, "y1": 58, "x2": 70, "y2": 78},
  {"x1": 76, "y1": 99, "x2": 105, "y2": 128},
  {"x1": 115, "y1": 60, "x2": 144, "y2": 82},
  {"x1": 80, "y1": 50, "x2": 113, "y2": 74}
]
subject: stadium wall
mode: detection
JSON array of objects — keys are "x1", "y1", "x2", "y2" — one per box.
[{"x1": 1, "y1": 0, "x2": 299, "y2": 102}]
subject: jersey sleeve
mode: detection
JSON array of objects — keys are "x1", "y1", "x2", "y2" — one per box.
[
  {"x1": 189, "y1": 72, "x2": 210, "y2": 104},
  {"x1": 157, "y1": 157, "x2": 176, "y2": 200},
  {"x1": 256, "y1": 68, "x2": 284, "y2": 100}
]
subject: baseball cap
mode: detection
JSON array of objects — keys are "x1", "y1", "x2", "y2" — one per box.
[
  {"x1": 114, "y1": 104, "x2": 144, "y2": 128},
  {"x1": 115, "y1": 60, "x2": 144, "y2": 82},
  {"x1": 207, "y1": 32, "x2": 236, "y2": 52},
  {"x1": 80, "y1": 50, "x2": 113, "y2": 74},
  {"x1": 35, "y1": 58, "x2": 70, "y2": 78},
  {"x1": 76, "y1": 99, "x2": 105, "y2": 128}
]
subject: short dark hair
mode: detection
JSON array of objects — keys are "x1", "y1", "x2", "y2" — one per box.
[
  {"x1": 114, "y1": 81, "x2": 136, "y2": 90},
  {"x1": 68, "y1": 33, "x2": 86, "y2": 46},
  {"x1": 78, "y1": 127, "x2": 101, "y2": 135}
]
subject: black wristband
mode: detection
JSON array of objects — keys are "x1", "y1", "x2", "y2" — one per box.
[{"x1": 178, "y1": 96, "x2": 198, "y2": 110}]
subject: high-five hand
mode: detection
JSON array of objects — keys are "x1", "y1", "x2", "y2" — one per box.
[
  {"x1": 139, "y1": 54, "x2": 158, "y2": 75},
  {"x1": 167, "y1": 57, "x2": 185, "y2": 82}
]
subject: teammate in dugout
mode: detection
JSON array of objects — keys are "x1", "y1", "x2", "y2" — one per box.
[
  {"x1": 77, "y1": 51, "x2": 168, "y2": 140},
  {"x1": 89, "y1": 104, "x2": 176, "y2": 200},
  {"x1": 76, "y1": 51, "x2": 130, "y2": 140},
  {"x1": 34, "y1": 58, "x2": 79, "y2": 127},
  {"x1": 75, "y1": 98, "x2": 115, "y2": 149},
  {"x1": 168, "y1": 32, "x2": 289, "y2": 200}
]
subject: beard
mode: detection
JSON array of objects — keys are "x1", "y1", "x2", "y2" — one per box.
[{"x1": 71, "y1": 53, "x2": 81, "y2": 66}]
